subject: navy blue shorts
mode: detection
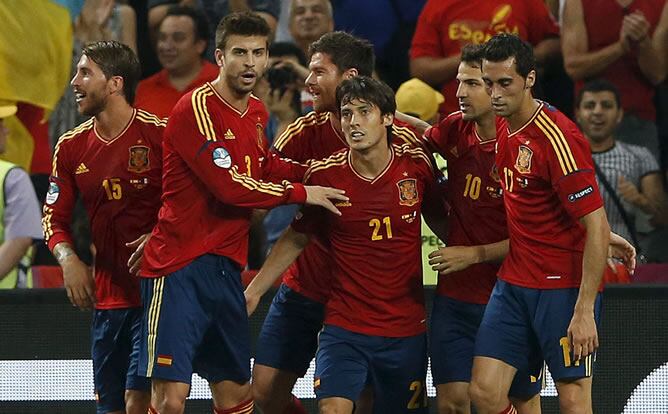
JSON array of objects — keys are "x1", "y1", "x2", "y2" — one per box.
[
  {"x1": 92, "y1": 308, "x2": 150, "y2": 414},
  {"x1": 315, "y1": 325, "x2": 428, "y2": 413},
  {"x1": 430, "y1": 295, "x2": 542, "y2": 398},
  {"x1": 254, "y1": 283, "x2": 325, "y2": 376},
  {"x1": 475, "y1": 280, "x2": 602, "y2": 382},
  {"x1": 138, "y1": 254, "x2": 251, "y2": 384}
]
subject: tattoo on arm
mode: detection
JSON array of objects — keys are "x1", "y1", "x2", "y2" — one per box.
[{"x1": 53, "y1": 243, "x2": 76, "y2": 265}]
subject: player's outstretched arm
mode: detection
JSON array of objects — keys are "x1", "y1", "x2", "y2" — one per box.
[
  {"x1": 54, "y1": 242, "x2": 95, "y2": 310},
  {"x1": 428, "y1": 239, "x2": 509, "y2": 275},
  {"x1": 569, "y1": 207, "x2": 610, "y2": 361},
  {"x1": 304, "y1": 186, "x2": 348, "y2": 216},
  {"x1": 394, "y1": 111, "x2": 432, "y2": 136},
  {"x1": 244, "y1": 226, "x2": 310, "y2": 316}
]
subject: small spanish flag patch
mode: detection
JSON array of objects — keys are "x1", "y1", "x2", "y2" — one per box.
[
  {"x1": 157, "y1": 355, "x2": 173, "y2": 366},
  {"x1": 314, "y1": 378, "x2": 321, "y2": 388}
]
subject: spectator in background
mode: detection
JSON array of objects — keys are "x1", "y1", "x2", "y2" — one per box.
[
  {"x1": 50, "y1": 0, "x2": 137, "y2": 144},
  {"x1": 576, "y1": 79, "x2": 668, "y2": 260},
  {"x1": 0, "y1": 102, "x2": 42, "y2": 289},
  {"x1": 410, "y1": 0, "x2": 560, "y2": 117},
  {"x1": 332, "y1": 0, "x2": 426, "y2": 89},
  {"x1": 147, "y1": 0, "x2": 281, "y2": 61},
  {"x1": 562, "y1": 0, "x2": 668, "y2": 155},
  {"x1": 289, "y1": 0, "x2": 334, "y2": 59},
  {"x1": 395, "y1": 77, "x2": 444, "y2": 125},
  {"x1": 135, "y1": 5, "x2": 218, "y2": 118}
]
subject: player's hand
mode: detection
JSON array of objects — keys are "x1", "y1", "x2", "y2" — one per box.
[
  {"x1": 608, "y1": 231, "x2": 636, "y2": 275},
  {"x1": 428, "y1": 246, "x2": 481, "y2": 275},
  {"x1": 126, "y1": 233, "x2": 151, "y2": 276},
  {"x1": 62, "y1": 256, "x2": 96, "y2": 310},
  {"x1": 567, "y1": 309, "x2": 599, "y2": 362},
  {"x1": 304, "y1": 186, "x2": 348, "y2": 216},
  {"x1": 244, "y1": 289, "x2": 261, "y2": 316}
]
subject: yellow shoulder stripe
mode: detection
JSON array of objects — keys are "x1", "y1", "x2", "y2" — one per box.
[
  {"x1": 535, "y1": 112, "x2": 577, "y2": 175},
  {"x1": 136, "y1": 110, "x2": 167, "y2": 126},
  {"x1": 191, "y1": 86, "x2": 216, "y2": 141},
  {"x1": 392, "y1": 125, "x2": 419, "y2": 146},
  {"x1": 229, "y1": 165, "x2": 291, "y2": 197},
  {"x1": 51, "y1": 119, "x2": 94, "y2": 177},
  {"x1": 393, "y1": 144, "x2": 434, "y2": 172},
  {"x1": 304, "y1": 151, "x2": 347, "y2": 182},
  {"x1": 273, "y1": 112, "x2": 329, "y2": 150}
]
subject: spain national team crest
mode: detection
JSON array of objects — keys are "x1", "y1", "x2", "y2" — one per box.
[
  {"x1": 397, "y1": 178, "x2": 419, "y2": 206},
  {"x1": 128, "y1": 145, "x2": 150, "y2": 173},
  {"x1": 515, "y1": 145, "x2": 533, "y2": 174}
]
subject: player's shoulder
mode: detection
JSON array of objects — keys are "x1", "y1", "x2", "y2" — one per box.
[
  {"x1": 392, "y1": 142, "x2": 434, "y2": 171},
  {"x1": 173, "y1": 83, "x2": 213, "y2": 117},
  {"x1": 391, "y1": 119, "x2": 421, "y2": 147},
  {"x1": 135, "y1": 109, "x2": 167, "y2": 128},
  {"x1": 273, "y1": 111, "x2": 330, "y2": 150},
  {"x1": 304, "y1": 148, "x2": 348, "y2": 182},
  {"x1": 55, "y1": 118, "x2": 95, "y2": 150}
]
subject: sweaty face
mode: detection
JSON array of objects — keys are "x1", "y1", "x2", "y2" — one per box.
[
  {"x1": 217, "y1": 34, "x2": 269, "y2": 97},
  {"x1": 481, "y1": 57, "x2": 531, "y2": 118},
  {"x1": 576, "y1": 91, "x2": 622, "y2": 144},
  {"x1": 340, "y1": 98, "x2": 392, "y2": 153},
  {"x1": 456, "y1": 61, "x2": 493, "y2": 121},
  {"x1": 71, "y1": 54, "x2": 110, "y2": 117},
  {"x1": 289, "y1": 0, "x2": 333, "y2": 43},
  {"x1": 157, "y1": 15, "x2": 206, "y2": 74},
  {"x1": 305, "y1": 52, "x2": 342, "y2": 113}
]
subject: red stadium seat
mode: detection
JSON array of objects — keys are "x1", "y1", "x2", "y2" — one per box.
[
  {"x1": 633, "y1": 263, "x2": 668, "y2": 284},
  {"x1": 31, "y1": 265, "x2": 64, "y2": 288}
]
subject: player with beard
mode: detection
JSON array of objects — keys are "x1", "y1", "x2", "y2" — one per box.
[
  {"x1": 43, "y1": 41, "x2": 162, "y2": 414},
  {"x1": 245, "y1": 31, "x2": 421, "y2": 414},
  {"x1": 136, "y1": 12, "x2": 347, "y2": 414}
]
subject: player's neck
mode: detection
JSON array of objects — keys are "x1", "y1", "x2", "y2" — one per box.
[
  {"x1": 94, "y1": 101, "x2": 134, "y2": 142},
  {"x1": 211, "y1": 78, "x2": 250, "y2": 113},
  {"x1": 475, "y1": 113, "x2": 497, "y2": 140},
  {"x1": 329, "y1": 111, "x2": 342, "y2": 133},
  {"x1": 588, "y1": 135, "x2": 615, "y2": 153},
  {"x1": 350, "y1": 144, "x2": 392, "y2": 179},
  {"x1": 507, "y1": 98, "x2": 540, "y2": 133},
  {"x1": 168, "y1": 59, "x2": 203, "y2": 92}
]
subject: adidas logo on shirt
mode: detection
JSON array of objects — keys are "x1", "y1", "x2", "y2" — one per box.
[
  {"x1": 75, "y1": 163, "x2": 90, "y2": 174},
  {"x1": 224, "y1": 129, "x2": 235, "y2": 140}
]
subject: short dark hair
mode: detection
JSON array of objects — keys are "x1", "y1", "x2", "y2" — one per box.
[
  {"x1": 269, "y1": 42, "x2": 307, "y2": 67},
  {"x1": 164, "y1": 5, "x2": 210, "y2": 48},
  {"x1": 482, "y1": 33, "x2": 535, "y2": 78},
  {"x1": 215, "y1": 11, "x2": 270, "y2": 52},
  {"x1": 82, "y1": 41, "x2": 141, "y2": 104},
  {"x1": 576, "y1": 78, "x2": 622, "y2": 108},
  {"x1": 336, "y1": 76, "x2": 395, "y2": 141},
  {"x1": 460, "y1": 44, "x2": 485, "y2": 69},
  {"x1": 308, "y1": 31, "x2": 374, "y2": 76}
]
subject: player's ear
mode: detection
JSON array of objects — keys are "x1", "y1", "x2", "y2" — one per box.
[
  {"x1": 525, "y1": 70, "x2": 536, "y2": 90},
  {"x1": 109, "y1": 75, "x2": 124, "y2": 96},
  {"x1": 343, "y1": 68, "x2": 358, "y2": 80},
  {"x1": 382, "y1": 112, "x2": 394, "y2": 126},
  {"x1": 215, "y1": 49, "x2": 225, "y2": 67}
]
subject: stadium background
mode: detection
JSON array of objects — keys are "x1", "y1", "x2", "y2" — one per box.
[{"x1": 1, "y1": 285, "x2": 666, "y2": 413}]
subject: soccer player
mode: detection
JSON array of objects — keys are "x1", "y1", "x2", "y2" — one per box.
[
  {"x1": 248, "y1": 76, "x2": 445, "y2": 414},
  {"x1": 136, "y1": 12, "x2": 346, "y2": 414},
  {"x1": 42, "y1": 41, "x2": 162, "y2": 414},
  {"x1": 469, "y1": 33, "x2": 610, "y2": 414},
  {"x1": 417, "y1": 44, "x2": 542, "y2": 414},
  {"x1": 247, "y1": 31, "x2": 421, "y2": 414}
]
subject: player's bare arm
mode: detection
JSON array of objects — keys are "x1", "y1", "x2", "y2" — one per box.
[
  {"x1": 428, "y1": 239, "x2": 509, "y2": 276},
  {"x1": 54, "y1": 242, "x2": 96, "y2": 310},
  {"x1": 304, "y1": 185, "x2": 348, "y2": 216},
  {"x1": 244, "y1": 226, "x2": 310, "y2": 316},
  {"x1": 394, "y1": 111, "x2": 432, "y2": 136},
  {"x1": 608, "y1": 231, "x2": 636, "y2": 274},
  {"x1": 126, "y1": 233, "x2": 151, "y2": 275},
  {"x1": 570, "y1": 207, "x2": 610, "y2": 361}
]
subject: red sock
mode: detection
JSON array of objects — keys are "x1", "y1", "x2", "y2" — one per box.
[
  {"x1": 498, "y1": 403, "x2": 517, "y2": 414},
  {"x1": 213, "y1": 399, "x2": 254, "y2": 414},
  {"x1": 148, "y1": 406, "x2": 159, "y2": 414},
  {"x1": 282, "y1": 395, "x2": 307, "y2": 414}
]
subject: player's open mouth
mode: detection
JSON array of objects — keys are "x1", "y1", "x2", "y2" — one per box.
[
  {"x1": 74, "y1": 91, "x2": 86, "y2": 103},
  {"x1": 350, "y1": 131, "x2": 364, "y2": 141},
  {"x1": 241, "y1": 72, "x2": 256, "y2": 84},
  {"x1": 459, "y1": 102, "x2": 471, "y2": 111}
]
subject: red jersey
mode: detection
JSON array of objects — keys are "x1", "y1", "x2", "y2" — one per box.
[
  {"x1": 273, "y1": 111, "x2": 422, "y2": 303},
  {"x1": 578, "y1": 0, "x2": 663, "y2": 121},
  {"x1": 141, "y1": 83, "x2": 308, "y2": 276},
  {"x1": 411, "y1": 0, "x2": 559, "y2": 115},
  {"x1": 135, "y1": 61, "x2": 219, "y2": 118},
  {"x1": 423, "y1": 112, "x2": 506, "y2": 304},
  {"x1": 495, "y1": 102, "x2": 603, "y2": 289},
  {"x1": 43, "y1": 110, "x2": 165, "y2": 309},
  {"x1": 294, "y1": 145, "x2": 441, "y2": 337}
]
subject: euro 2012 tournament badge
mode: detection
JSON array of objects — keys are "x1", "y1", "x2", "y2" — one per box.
[
  {"x1": 46, "y1": 182, "x2": 60, "y2": 205},
  {"x1": 212, "y1": 147, "x2": 232, "y2": 169}
]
